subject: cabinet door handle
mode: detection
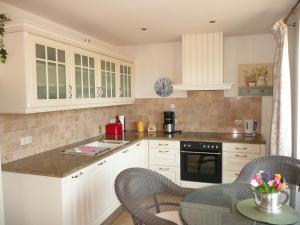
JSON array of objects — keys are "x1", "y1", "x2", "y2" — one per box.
[
  {"x1": 235, "y1": 147, "x2": 247, "y2": 150},
  {"x1": 235, "y1": 154, "x2": 247, "y2": 158},
  {"x1": 96, "y1": 87, "x2": 101, "y2": 98},
  {"x1": 72, "y1": 172, "x2": 83, "y2": 178},
  {"x1": 122, "y1": 149, "x2": 129, "y2": 153},
  {"x1": 159, "y1": 150, "x2": 169, "y2": 153},
  {"x1": 68, "y1": 85, "x2": 73, "y2": 98},
  {"x1": 159, "y1": 167, "x2": 170, "y2": 171},
  {"x1": 98, "y1": 160, "x2": 107, "y2": 166},
  {"x1": 159, "y1": 143, "x2": 169, "y2": 146}
]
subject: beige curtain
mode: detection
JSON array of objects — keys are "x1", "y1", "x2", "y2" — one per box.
[{"x1": 270, "y1": 20, "x2": 292, "y2": 156}]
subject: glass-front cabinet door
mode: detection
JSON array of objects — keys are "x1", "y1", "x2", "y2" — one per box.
[
  {"x1": 100, "y1": 57, "x2": 116, "y2": 100},
  {"x1": 119, "y1": 63, "x2": 133, "y2": 98},
  {"x1": 73, "y1": 51, "x2": 97, "y2": 101},
  {"x1": 34, "y1": 43, "x2": 68, "y2": 100}
]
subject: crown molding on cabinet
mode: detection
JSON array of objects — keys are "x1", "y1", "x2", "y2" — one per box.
[
  {"x1": 5, "y1": 21, "x2": 134, "y2": 63},
  {"x1": 173, "y1": 83, "x2": 232, "y2": 91}
]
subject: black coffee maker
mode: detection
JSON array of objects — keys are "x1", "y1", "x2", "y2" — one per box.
[{"x1": 163, "y1": 111, "x2": 175, "y2": 133}]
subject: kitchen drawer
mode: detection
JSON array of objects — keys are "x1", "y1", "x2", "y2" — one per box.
[
  {"x1": 223, "y1": 170, "x2": 240, "y2": 183},
  {"x1": 149, "y1": 140, "x2": 180, "y2": 150},
  {"x1": 149, "y1": 165, "x2": 180, "y2": 185},
  {"x1": 223, "y1": 152, "x2": 260, "y2": 172},
  {"x1": 149, "y1": 148, "x2": 180, "y2": 166},
  {"x1": 223, "y1": 143, "x2": 261, "y2": 154}
]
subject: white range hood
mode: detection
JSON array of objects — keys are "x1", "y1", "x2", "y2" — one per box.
[{"x1": 174, "y1": 32, "x2": 232, "y2": 91}]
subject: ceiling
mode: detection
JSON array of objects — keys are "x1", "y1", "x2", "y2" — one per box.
[{"x1": 2, "y1": 0, "x2": 297, "y2": 46}]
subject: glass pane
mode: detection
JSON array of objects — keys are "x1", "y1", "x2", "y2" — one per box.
[
  {"x1": 75, "y1": 67, "x2": 82, "y2": 98},
  {"x1": 112, "y1": 73, "x2": 116, "y2": 97},
  {"x1": 107, "y1": 71, "x2": 111, "y2": 97},
  {"x1": 124, "y1": 66, "x2": 127, "y2": 74},
  {"x1": 75, "y1": 54, "x2": 81, "y2": 66},
  {"x1": 106, "y1": 62, "x2": 110, "y2": 71},
  {"x1": 101, "y1": 71, "x2": 106, "y2": 97},
  {"x1": 57, "y1": 50, "x2": 65, "y2": 63},
  {"x1": 120, "y1": 75, "x2": 124, "y2": 97},
  {"x1": 101, "y1": 60, "x2": 105, "y2": 70},
  {"x1": 128, "y1": 77, "x2": 131, "y2": 97},
  {"x1": 48, "y1": 62, "x2": 57, "y2": 99},
  {"x1": 120, "y1": 65, "x2": 123, "y2": 74},
  {"x1": 47, "y1": 47, "x2": 56, "y2": 61},
  {"x1": 36, "y1": 44, "x2": 45, "y2": 59},
  {"x1": 82, "y1": 56, "x2": 88, "y2": 67},
  {"x1": 124, "y1": 75, "x2": 128, "y2": 97},
  {"x1": 83, "y1": 68, "x2": 89, "y2": 98},
  {"x1": 58, "y1": 64, "x2": 66, "y2": 99},
  {"x1": 112, "y1": 63, "x2": 115, "y2": 72},
  {"x1": 89, "y1": 57, "x2": 94, "y2": 68},
  {"x1": 36, "y1": 60, "x2": 47, "y2": 99},
  {"x1": 128, "y1": 67, "x2": 131, "y2": 75},
  {"x1": 90, "y1": 70, "x2": 95, "y2": 98}
]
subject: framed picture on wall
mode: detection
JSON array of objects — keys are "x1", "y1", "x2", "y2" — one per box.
[{"x1": 238, "y1": 63, "x2": 273, "y2": 96}]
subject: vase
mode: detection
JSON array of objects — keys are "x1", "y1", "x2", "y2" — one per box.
[
  {"x1": 253, "y1": 191, "x2": 289, "y2": 214},
  {"x1": 257, "y1": 77, "x2": 267, "y2": 86}
]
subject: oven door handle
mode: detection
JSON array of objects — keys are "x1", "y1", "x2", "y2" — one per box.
[{"x1": 181, "y1": 151, "x2": 221, "y2": 155}]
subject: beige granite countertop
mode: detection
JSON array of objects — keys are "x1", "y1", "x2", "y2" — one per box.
[{"x1": 2, "y1": 131, "x2": 265, "y2": 178}]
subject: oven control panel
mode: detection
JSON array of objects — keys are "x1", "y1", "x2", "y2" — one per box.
[{"x1": 180, "y1": 141, "x2": 222, "y2": 153}]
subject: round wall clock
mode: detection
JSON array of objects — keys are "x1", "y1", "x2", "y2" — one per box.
[{"x1": 154, "y1": 77, "x2": 173, "y2": 97}]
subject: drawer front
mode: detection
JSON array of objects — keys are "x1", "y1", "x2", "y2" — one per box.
[
  {"x1": 149, "y1": 149, "x2": 180, "y2": 166},
  {"x1": 223, "y1": 143, "x2": 261, "y2": 154},
  {"x1": 223, "y1": 152, "x2": 260, "y2": 172},
  {"x1": 149, "y1": 140, "x2": 180, "y2": 149},
  {"x1": 149, "y1": 165, "x2": 180, "y2": 185},
  {"x1": 223, "y1": 170, "x2": 240, "y2": 183}
]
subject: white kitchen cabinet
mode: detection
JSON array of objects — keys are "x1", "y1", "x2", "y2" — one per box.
[
  {"x1": 119, "y1": 62, "x2": 134, "y2": 101},
  {"x1": 2, "y1": 141, "x2": 146, "y2": 225},
  {"x1": 0, "y1": 21, "x2": 134, "y2": 113},
  {"x1": 173, "y1": 32, "x2": 231, "y2": 90},
  {"x1": 148, "y1": 140, "x2": 180, "y2": 185},
  {"x1": 222, "y1": 143, "x2": 266, "y2": 183}
]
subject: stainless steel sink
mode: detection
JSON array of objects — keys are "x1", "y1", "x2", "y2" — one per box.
[{"x1": 62, "y1": 140, "x2": 129, "y2": 156}]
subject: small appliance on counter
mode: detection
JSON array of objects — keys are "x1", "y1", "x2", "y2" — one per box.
[
  {"x1": 244, "y1": 119, "x2": 259, "y2": 136},
  {"x1": 163, "y1": 111, "x2": 181, "y2": 134},
  {"x1": 106, "y1": 116, "x2": 123, "y2": 135}
]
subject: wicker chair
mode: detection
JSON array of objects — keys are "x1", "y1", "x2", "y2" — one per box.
[
  {"x1": 235, "y1": 155, "x2": 300, "y2": 187},
  {"x1": 114, "y1": 167, "x2": 192, "y2": 225}
]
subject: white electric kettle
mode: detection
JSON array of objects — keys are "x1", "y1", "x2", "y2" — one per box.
[{"x1": 244, "y1": 119, "x2": 259, "y2": 136}]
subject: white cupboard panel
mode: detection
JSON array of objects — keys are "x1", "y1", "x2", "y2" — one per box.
[{"x1": 149, "y1": 165, "x2": 180, "y2": 185}]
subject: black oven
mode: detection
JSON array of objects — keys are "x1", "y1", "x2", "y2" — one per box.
[{"x1": 180, "y1": 141, "x2": 222, "y2": 183}]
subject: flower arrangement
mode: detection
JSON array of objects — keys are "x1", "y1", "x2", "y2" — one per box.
[
  {"x1": 250, "y1": 171, "x2": 287, "y2": 194},
  {"x1": 243, "y1": 65, "x2": 269, "y2": 86}
]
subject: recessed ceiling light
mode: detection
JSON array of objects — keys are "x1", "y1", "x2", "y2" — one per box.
[
  {"x1": 141, "y1": 27, "x2": 148, "y2": 31},
  {"x1": 209, "y1": 20, "x2": 216, "y2": 23}
]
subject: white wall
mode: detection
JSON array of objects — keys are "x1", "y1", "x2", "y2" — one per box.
[
  {"x1": 120, "y1": 42, "x2": 187, "y2": 98},
  {"x1": 223, "y1": 34, "x2": 276, "y2": 152}
]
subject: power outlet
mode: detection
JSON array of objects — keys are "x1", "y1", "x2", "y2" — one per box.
[
  {"x1": 234, "y1": 120, "x2": 243, "y2": 126},
  {"x1": 170, "y1": 103, "x2": 176, "y2": 109},
  {"x1": 20, "y1": 136, "x2": 32, "y2": 146}
]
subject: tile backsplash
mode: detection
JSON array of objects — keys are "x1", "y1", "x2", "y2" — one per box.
[{"x1": 0, "y1": 91, "x2": 261, "y2": 163}]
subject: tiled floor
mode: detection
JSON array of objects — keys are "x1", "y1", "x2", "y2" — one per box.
[{"x1": 111, "y1": 211, "x2": 133, "y2": 225}]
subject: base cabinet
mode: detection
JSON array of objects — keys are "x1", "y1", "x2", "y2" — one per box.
[
  {"x1": 3, "y1": 141, "x2": 145, "y2": 225},
  {"x1": 222, "y1": 143, "x2": 266, "y2": 183}
]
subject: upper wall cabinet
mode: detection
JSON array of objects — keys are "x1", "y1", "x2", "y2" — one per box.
[
  {"x1": 173, "y1": 32, "x2": 232, "y2": 91},
  {"x1": 0, "y1": 22, "x2": 134, "y2": 113}
]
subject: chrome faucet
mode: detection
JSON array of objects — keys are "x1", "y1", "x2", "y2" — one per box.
[{"x1": 98, "y1": 125, "x2": 105, "y2": 142}]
